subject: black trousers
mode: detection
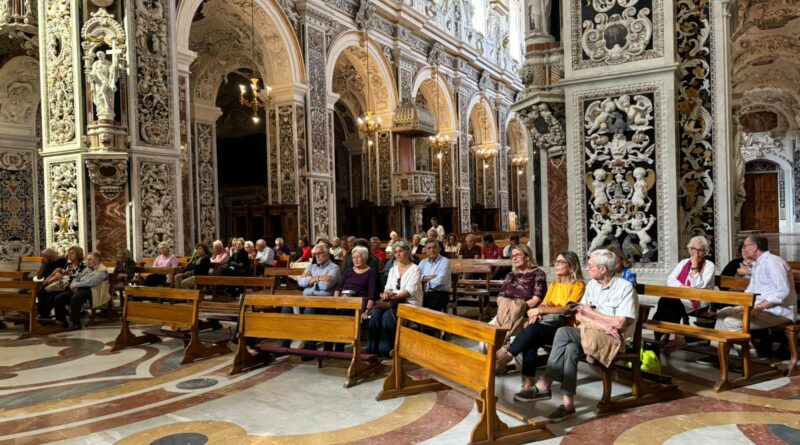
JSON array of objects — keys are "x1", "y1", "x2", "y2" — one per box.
[
  {"x1": 652, "y1": 297, "x2": 688, "y2": 342},
  {"x1": 53, "y1": 288, "x2": 91, "y2": 326},
  {"x1": 142, "y1": 273, "x2": 167, "y2": 287},
  {"x1": 423, "y1": 290, "x2": 450, "y2": 312},
  {"x1": 508, "y1": 322, "x2": 559, "y2": 377}
]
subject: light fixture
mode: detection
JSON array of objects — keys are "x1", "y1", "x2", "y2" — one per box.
[
  {"x1": 239, "y1": 0, "x2": 272, "y2": 123},
  {"x1": 427, "y1": 66, "x2": 450, "y2": 156},
  {"x1": 356, "y1": 5, "x2": 382, "y2": 139}
]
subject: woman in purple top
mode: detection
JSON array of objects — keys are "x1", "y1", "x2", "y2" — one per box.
[
  {"x1": 143, "y1": 242, "x2": 179, "y2": 286},
  {"x1": 492, "y1": 244, "x2": 548, "y2": 347},
  {"x1": 334, "y1": 246, "x2": 377, "y2": 312}
]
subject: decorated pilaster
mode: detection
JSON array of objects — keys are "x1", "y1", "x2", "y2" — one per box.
[
  {"x1": 177, "y1": 48, "x2": 196, "y2": 250},
  {"x1": 455, "y1": 76, "x2": 474, "y2": 232},
  {"x1": 192, "y1": 104, "x2": 221, "y2": 247}
]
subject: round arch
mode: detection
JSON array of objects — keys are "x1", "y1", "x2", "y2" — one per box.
[
  {"x1": 465, "y1": 92, "x2": 497, "y2": 145},
  {"x1": 326, "y1": 31, "x2": 398, "y2": 118},
  {"x1": 411, "y1": 67, "x2": 458, "y2": 132},
  {"x1": 176, "y1": 0, "x2": 306, "y2": 87},
  {"x1": 504, "y1": 111, "x2": 528, "y2": 153}
]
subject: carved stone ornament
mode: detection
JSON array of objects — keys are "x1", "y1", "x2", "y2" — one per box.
[
  {"x1": 581, "y1": 4, "x2": 653, "y2": 65},
  {"x1": 355, "y1": 0, "x2": 374, "y2": 30},
  {"x1": 0, "y1": 149, "x2": 35, "y2": 261},
  {"x1": 85, "y1": 158, "x2": 128, "y2": 200},
  {"x1": 81, "y1": 8, "x2": 127, "y2": 122},
  {"x1": 44, "y1": 0, "x2": 77, "y2": 145},
  {"x1": 427, "y1": 42, "x2": 446, "y2": 67},
  {"x1": 0, "y1": 56, "x2": 39, "y2": 128},
  {"x1": 135, "y1": 0, "x2": 172, "y2": 147},
  {"x1": 479, "y1": 70, "x2": 491, "y2": 90},
  {"x1": 138, "y1": 159, "x2": 176, "y2": 256},
  {"x1": 741, "y1": 132, "x2": 783, "y2": 160},
  {"x1": 49, "y1": 161, "x2": 81, "y2": 254}
]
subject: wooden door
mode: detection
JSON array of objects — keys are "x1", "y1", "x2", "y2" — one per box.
[{"x1": 741, "y1": 173, "x2": 779, "y2": 233}]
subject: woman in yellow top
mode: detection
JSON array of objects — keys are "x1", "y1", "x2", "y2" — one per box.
[{"x1": 495, "y1": 251, "x2": 586, "y2": 402}]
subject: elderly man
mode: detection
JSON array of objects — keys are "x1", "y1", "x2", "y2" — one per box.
[
  {"x1": 516, "y1": 249, "x2": 638, "y2": 423},
  {"x1": 278, "y1": 243, "x2": 341, "y2": 350},
  {"x1": 418, "y1": 239, "x2": 452, "y2": 312},
  {"x1": 254, "y1": 239, "x2": 274, "y2": 274},
  {"x1": 458, "y1": 234, "x2": 481, "y2": 259},
  {"x1": 52, "y1": 252, "x2": 110, "y2": 331},
  {"x1": 701, "y1": 235, "x2": 797, "y2": 363}
]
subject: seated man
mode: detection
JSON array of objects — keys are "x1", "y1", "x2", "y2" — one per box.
[
  {"x1": 458, "y1": 234, "x2": 481, "y2": 259},
  {"x1": 418, "y1": 239, "x2": 451, "y2": 312},
  {"x1": 254, "y1": 239, "x2": 274, "y2": 274},
  {"x1": 702, "y1": 235, "x2": 797, "y2": 363},
  {"x1": 429, "y1": 217, "x2": 446, "y2": 240},
  {"x1": 518, "y1": 249, "x2": 638, "y2": 423},
  {"x1": 423, "y1": 229, "x2": 445, "y2": 252},
  {"x1": 278, "y1": 243, "x2": 340, "y2": 350},
  {"x1": 52, "y1": 252, "x2": 110, "y2": 331},
  {"x1": 37, "y1": 248, "x2": 67, "y2": 284}
]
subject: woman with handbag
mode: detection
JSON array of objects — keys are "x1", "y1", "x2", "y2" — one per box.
[
  {"x1": 175, "y1": 244, "x2": 211, "y2": 289},
  {"x1": 495, "y1": 251, "x2": 586, "y2": 401}
]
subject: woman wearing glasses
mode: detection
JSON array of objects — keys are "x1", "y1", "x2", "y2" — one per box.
[
  {"x1": 490, "y1": 244, "x2": 548, "y2": 352},
  {"x1": 368, "y1": 240, "x2": 422, "y2": 358},
  {"x1": 653, "y1": 235, "x2": 716, "y2": 351},
  {"x1": 497, "y1": 251, "x2": 585, "y2": 399}
]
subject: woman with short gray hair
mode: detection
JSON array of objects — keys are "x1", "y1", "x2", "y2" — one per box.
[
  {"x1": 334, "y1": 245, "x2": 378, "y2": 309},
  {"x1": 143, "y1": 242, "x2": 178, "y2": 286},
  {"x1": 654, "y1": 235, "x2": 715, "y2": 351}
]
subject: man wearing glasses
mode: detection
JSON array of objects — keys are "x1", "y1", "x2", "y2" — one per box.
[
  {"x1": 277, "y1": 243, "x2": 341, "y2": 350},
  {"x1": 706, "y1": 235, "x2": 796, "y2": 362}
]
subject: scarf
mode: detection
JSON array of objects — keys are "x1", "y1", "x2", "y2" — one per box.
[{"x1": 677, "y1": 259, "x2": 704, "y2": 310}]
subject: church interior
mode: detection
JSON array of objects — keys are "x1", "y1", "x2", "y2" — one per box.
[{"x1": 2, "y1": 0, "x2": 800, "y2": 443}]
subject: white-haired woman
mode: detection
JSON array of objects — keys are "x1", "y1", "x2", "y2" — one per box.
[
  {"x1": 335, "y1": 246, "x2": 378, "y2": 307},
  {"x1": 210, "y1": 240, "x2": 229, "y2": 268},
  {"x1": 654, "y1": 235, "x2": 715, "y2": 350},
  {"x1": 384, "y1": 231, "x2": 399, "y2": 258},
  {"x1": 143, "y1": 242, "x2": 178, "y2": 286}
]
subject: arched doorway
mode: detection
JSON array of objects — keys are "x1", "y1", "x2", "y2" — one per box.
[
  {"x1": 742, "y1": 160, "x2": 781, "y2": 233},
  {"x1": 465, "y1": 94, "x2": 498, "y2": 231},
  {"x1": 506, "y1": 116, "x2": 528, "y2": 231}
]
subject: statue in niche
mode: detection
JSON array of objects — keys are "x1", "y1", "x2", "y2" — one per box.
[
  {"x1": 88, "y1": 50, "x2": 119, "y2": 121},
  {"x1": 528, "y1": 0, "x2": 551, "y2": 36},
  {"x1": 624, "y1": 211, "x2": 656, "y2": 255}
]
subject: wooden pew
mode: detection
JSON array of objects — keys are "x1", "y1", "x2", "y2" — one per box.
[
  {"x1": 230, "y1": 293, "x2": 383, "y2": 388},
  {"x1": 0, "y1": 281, "x2": 63, "y2": 338},
  {"x1": 194, "y1": 276, "x2": 276, "y2": 318},
  {"x1": 376, "y1": 304, "x2": 553, "y2": 445},
  {"x1": 133, "y1": 266, "x2": 181, "y2": 287},
  {"x1": 17, "y1": 256, "x2": 44, "y2": 274},
  {"x1": 639, "y1": 284, "x2": 768, "y2": 391},
  {"x1": 262, "y1": 267, "x2": 307, "y2": 293},
  {"x1": 0, "y1": 271, "x2": 32, "y2": 280},
  {"x1": 112, "y1": 286, "x2": 230, "y2": 364},
  {"x1": 787, "y1": 261, "x2": 800, "y2": 271},
  {"x1": 450, "y1": 263, "x2": 492, "y2": 319}
]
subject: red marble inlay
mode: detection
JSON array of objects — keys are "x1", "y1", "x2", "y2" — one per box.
[
  {"x1": 547, "y1": 161, "x2": 569, "y2": 263},
  {"x1": 93, "y1": 187, "x2": 127, "y2": 259}
]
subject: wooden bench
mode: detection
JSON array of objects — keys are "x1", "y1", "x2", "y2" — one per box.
[
  {"x1": 133, "y1": 266, "x2": 181, "y2": 287},
  {"x1": 230, "y1": 293, "x2": 383, "y2": 388},
  {"x1": 195, "y1": 275, "x2": 276, "y2": 301},
  {"x1": 451, "y1": 264, "x2": 492, "y2": 319},
  {"x1": 112, "y1": 286, "x2": 231, "y2": 364},
  {"x1": 262, "y1": 267, "x2": 306, "y2": 293},
  {"x1": 376, "y1": 304, "x2": 553, "y2": 445},
  {"x1": 0, "y1": 271, "x2": 32, "y2": 280},
  {"x1": 0, "y1": 281, "x2": 63, "y2": 338},
  {"x1": 639, "y1": 284, "x2": 768, "y2": 391},
  {"x1": 17, "y1": 256, "x2": 44, "y2": 274}
]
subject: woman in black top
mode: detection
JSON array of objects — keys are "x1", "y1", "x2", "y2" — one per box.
[
  {"x1": 176, "y1": 244, "x2": 212, "y2": 289},
  {"x1": 224, "y1": 239, "x2": 251, "y2": 276}
]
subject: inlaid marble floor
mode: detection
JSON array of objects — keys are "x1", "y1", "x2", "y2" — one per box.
[{"x1": 1, "y1": 322, "x2": 798, "y2": 445}]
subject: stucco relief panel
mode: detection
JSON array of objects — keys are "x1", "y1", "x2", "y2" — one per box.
[
  {"x1": 279, "y1": 105, "x2": 297, "y2": 204},
  {"x1": 574, "y1": 83, "x2": 667, "y2": 270},
  {"x1": 138, "y1": 158, "x2": 178, "y2": 256},
  {"x1": 47, "y1": 160, "x2": 80, "y2": 254},
  {"x1": 194, "y1": 123, "x2": 217, "y2": 245},
  {"x1": 43, "y1": 0, "x2": 77, "y2": 145},
  {"x1": 134, "y1": 0, "x2": 172, "y2": 147},
  {"x1": 0, "y1": 149, "x2": 35, "y2": 261},
  {"x1": 307, "y1": 26, "x2": 329, "y2": 175}
]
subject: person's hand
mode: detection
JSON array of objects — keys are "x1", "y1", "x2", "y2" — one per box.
[
  {"x1": 736, "y1": 267, "x2": 748, "y2": 276},
  {"x1": 69, "y1": 282, "x2": 78, "y2": 290},
  {"x1": 333, "y1": 290, "x2": 341, "y2": 297},
  {"x1": 361, "y1": 311, "x2": 370, "y2": 320},
  {"x1": 604, "y1": 324, "x2": 622, "y2": 341},
  {"x1": 752, "y1": 305, "x2": 763, "y2": 317}
]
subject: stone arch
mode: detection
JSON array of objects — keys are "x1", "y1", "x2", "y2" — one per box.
[
  {"x1": 505, "y1": 111, "x2": 528, "y2": 155},
  {"x1": 411, "y1": 67, "x2": 458, "y2": 133},
  {"x1": 327, "y1": 31, "x2": 398, "y2": 119},
  {"x1": 0, "y1": 55, "x2": 40, "y2": 138},
  {"x1": 465, "y1": 92, "x2": 497, "y2": 145},
  {"x1": 177, "y1": 0, "x2": 306, "y2": 104}
]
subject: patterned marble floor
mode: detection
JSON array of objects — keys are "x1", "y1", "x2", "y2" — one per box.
[{"x1": 1, "y1": 322, "x2": 798, "y2": 445}]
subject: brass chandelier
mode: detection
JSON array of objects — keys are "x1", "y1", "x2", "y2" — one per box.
[
  {"x1": 475, "y1": 99, "x2": 496, "y2": 168},
  {"x1": 356, "y1": 7, "x2": 382, "y2": 140},
  {"x1": 427, "y1": 66, "x2": 450, "y2": 159},
  {"x1": 239, "y1": 0, "x2": 272, "y2": 124},
  {"x1": 511, "y1": 153, "x2": 529, "y2": 175}
]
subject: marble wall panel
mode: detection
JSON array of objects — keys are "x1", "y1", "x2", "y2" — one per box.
[
  {"x1": 279, "y1": 105, "x2": 297, "y2": 204},
  {"x1": 547, "y1": 160, "x2": 569, "y2": 264},
  {"x1": 178, "y1": 77, "x2": 192, "y2": 250},
  {"x1": 795, "y1": 141, "x2": 800, "y2": 223},
  {"x1": 378, "y1": 131, "x2": 392, "y2": 206},
  {"x1": 93, "y1": 187, "x2": 127, "y2": 258},
  {"x1": 0, "y1": 149, "x2": 36, "y2": 261}
]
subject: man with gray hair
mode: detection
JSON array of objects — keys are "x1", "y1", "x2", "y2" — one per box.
[
  {"x1": 52, "y1": 252, "x2": 110, "y2": 331},
  {"x1": 254, "y1": 239, "x2": 274, "y2": 274},
  {"x1": 516, "y1": 249, "x2": 638, "y2": 423}
]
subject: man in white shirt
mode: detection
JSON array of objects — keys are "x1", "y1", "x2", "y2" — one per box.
[
  {"x1": 712, "y1": 235, "x2": 796, "y2": 359},
  {"x1": 429, "y1": 217, "x2": 446, "y2": 239},
  {"x1": 516, "y1": 249, "x2": 638, "y2": 423},
  {"x1": 254, "y1": 239, "x2": 274, "y2": 274}
]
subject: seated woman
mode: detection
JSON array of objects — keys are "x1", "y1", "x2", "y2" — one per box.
[
  {"x1": 143, "y1": 242, "x2": 178, "y2": 286},
  {"x1": 38, "y1": 246, "x2": 86, "y2": 319},
  {"x1": 111, "y1": 249, "x2": 136, "y2": 298},
  {"x1": 720, "y1": 241, "x2": 752, "y2": 280},
  {"x1": 410, "y1": 234, "x2": 423, "y2": 255},
  {"x1": 329, "y1": 237, "x2": 344, "y2": 262},
  {"x1": 273, "y1": 237, "x2": 292, "y2": 267},
  {"x1": 244, "y1": 241, "x2": 257, "y2": 260},
  {"x1": 384, "y1": 231, "x2": 399, "y2": 258},
  {"x1": 369, "y1": 241, "x2": 422, "y2": 358},
  {"x1": 52, "y1": 251, "x2": 110, "y2": 330},
  {"x1": 502, "y1": 234, "x2": 521, "y2": 258},
  {"x1": 223, "y1": 239, "x2": 251, "y2": 276},
  {"x1": 335, "y1": 246, "x2": 378, "y2": 302},
  {"x1": 497, "y1": 251, "x2": 585, "y2": 397},
  {"x1": 607, "y1": 246, "x2": 637, "y2": 285},
  {"x1": 490, "y1": 244, "x2": 548, "y2": 348},
  {"x1": 210, "y1": 240, "x2": 229, "y2": 272},
  {"x1": 293, "y1": 238, "x2": 312, "y2": 262},
  {"x1": 653, "y1": 235, "x2": 716, "y2": 350},
  {"x1": 444, "y1": 233, "x2": 460, "y2": 256},
  {"x1": 175, "y1": 243, "x2": 212, "y2": 289}
]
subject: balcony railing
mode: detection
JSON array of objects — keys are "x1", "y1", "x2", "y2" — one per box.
[
  {"x1": 394, "y1": 170, "x2": 437, "y2": 205},
  {"x1": 1, "y1": 0, "x2": 37, "y2": 54}
]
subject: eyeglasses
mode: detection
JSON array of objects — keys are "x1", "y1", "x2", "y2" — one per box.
[
  {"x1": 688, "y1": 247, "x2": 707, "y2": 253},
  {"x1": 511, "y1": 253, "x2": 526, "y2": 259},
  {"x1": 586, "y1": 263, "x2": 598, "y2": 270},
  {"x1": 553, "y1": 259, "x2": 567, "y2": 265}
]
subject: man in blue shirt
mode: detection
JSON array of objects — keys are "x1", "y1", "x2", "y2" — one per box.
[
  {"x1": 278, "y1": 243, "x2": 340, "y2": 350},
  {"x1": 418, "y1": 239, "x2": 451, "y2": 312}
]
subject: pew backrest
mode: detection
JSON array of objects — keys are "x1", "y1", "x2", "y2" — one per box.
[
  {"x1": 715, "y1": 275, "x2": 750, "y2": 292},
  {"x1": 638, "y1": 283, "x2": 755, "y2": 333},
  {"x1": 122, "y1": 286, "x2": 200, "y2": 329},
  {"x1": 17, "y1": 256, "x2": 44, "y2": 273},
  {"x1": 0, "y1": 281, "x2": 39, "y2": 312},
  {"x1": 0, "y1": 271, "x2": 32, "y2": 281}
]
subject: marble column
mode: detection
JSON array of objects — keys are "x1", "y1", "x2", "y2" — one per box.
[
  {"x1": 497, "y1": 102, "x2": 510, "y2": 230},
  {"x1": 192, "y1": 104, "x2": 222, "y2": 247}
]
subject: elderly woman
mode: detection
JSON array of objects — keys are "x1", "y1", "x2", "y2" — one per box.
[
  {"x1": 370, "y1": 237, "x2": 387, "y2": 262},
  {"x1": 607, "y1": 246, "x2": 637, "y2": 285},
  {"x1": 38, "y1": 245, "x2": 86, "y2": 319},
  {"x1": 384, "y1": 231, "x2": 399, "y2": 258},
  {"x1": 143, "y1": 242, "x2": 178, "y2": 286},
  {"x1": 244, "y1": 240, "x2": 256, "y2": 260},
  {"x1": 654, "y1": 235, "x2": 716, "y2": 350},
  {"x1": 111, "y1": 249, "x2": 137, "y2": 297},
  {"x1": 491, "y1": 244, "x2": 548, "y2": 348},
  {"x1": 224, "y1": 238, "x2": 251, "y2": 276},
  {"x1": 444, "y1": 233, "x2": 461, "y2": 255},
  {"x1": 176, "y1": 243, "x2": 212, "y2": 289},
  {"x1": 210, "y1": 240, "x2": 229, "y2": 267},
  {"x1": 329, "y1": 237, "x2": 344, "y2": 262},
  {"x1": 497, "y1": 251, "x2": 585, "y2": 382},
  {"x1": 410, "y1": 234, "x2": 423, "y2": 255},
  {"x1": 335, "y1": 245, "x2": 378, "y2": 305},
  {"x1": 369, "y1": 240, "x2": 422, "y2": 358}
]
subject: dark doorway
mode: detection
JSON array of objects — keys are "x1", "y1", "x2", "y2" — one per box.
[{"x1": 742, "y1": 172, "x2": 779, "y2": 233}]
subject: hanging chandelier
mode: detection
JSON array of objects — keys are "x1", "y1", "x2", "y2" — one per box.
[
  {"x1": 475, "y1": 102, "x2": 496, "y2": 168},
  {"x1": 356, "y1": 9, "x2": 382, "y2": 139},
  {"x1": 427, "y1": 66, "x2": 450, "y2": 159},
  {"x1": 511, "y1": 153, "x2": 529, "y2": 175},
  {"x1": 239, "y1": 0, "x2": 272, "y2": 124}
]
